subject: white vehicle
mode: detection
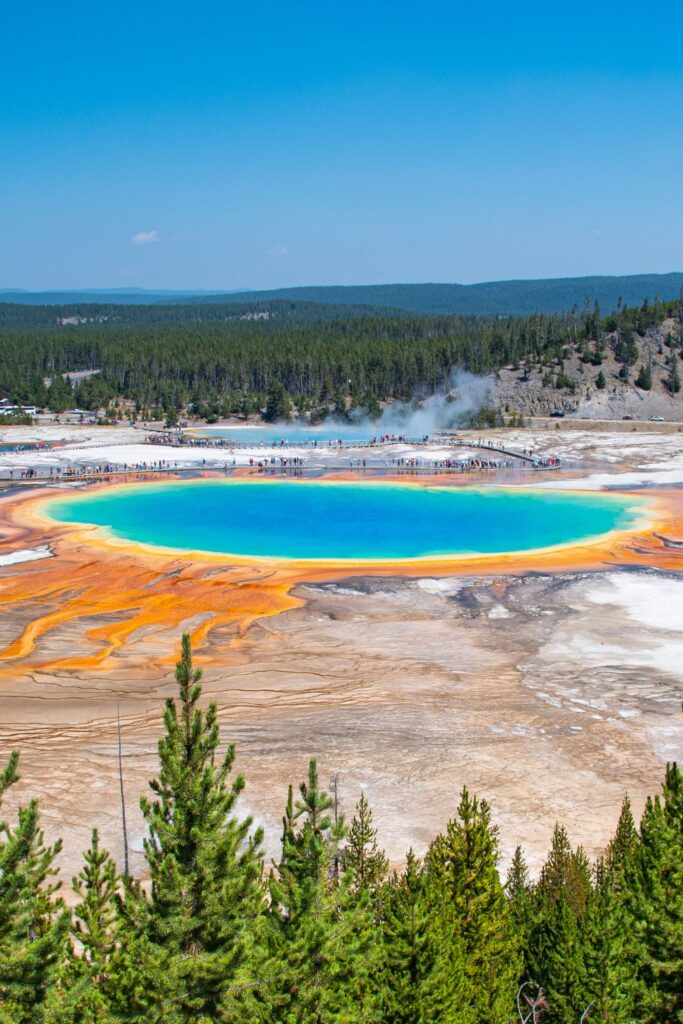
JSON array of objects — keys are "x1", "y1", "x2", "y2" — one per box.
[{"x1": 649, "y1": 415, "x2": 664, "y2": 422}]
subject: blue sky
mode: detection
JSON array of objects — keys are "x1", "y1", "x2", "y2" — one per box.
[{"x1": 2, "y1": 1, "x2": 682, "y2": 290}]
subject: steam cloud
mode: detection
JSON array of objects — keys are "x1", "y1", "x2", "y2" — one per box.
[{"x1": 351, "y1": 370, "x2": 495, "y2": 436}]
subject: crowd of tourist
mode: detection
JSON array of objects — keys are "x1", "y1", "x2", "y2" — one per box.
[
  {"x1": 0, "y1": 435, "x2": 560, "y2": 482},
  {"x1": 6, "y1": 459, "x2": 180, "y2": 480},
  {"x1": 146, "y1": 431, "x2": 418, "y2": 449}
]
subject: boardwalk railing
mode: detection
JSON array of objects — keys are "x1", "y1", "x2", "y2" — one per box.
[{"x1": 0, "y1": 433, "x2": 561, "y2": 484}]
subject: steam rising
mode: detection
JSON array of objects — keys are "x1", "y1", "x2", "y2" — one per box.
[{"x1": 353, "y1": 370, "x2": 494, "y2": 436}]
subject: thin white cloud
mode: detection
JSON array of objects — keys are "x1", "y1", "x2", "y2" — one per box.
[
  {"x1": 131, "y1": 230, "x2": 160, "y2": 246},
  {"x1": 266, "y1": 244, "x2": 288, "y2": 257}
]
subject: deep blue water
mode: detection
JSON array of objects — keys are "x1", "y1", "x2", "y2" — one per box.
[{"x1": 45, "y1": 480, "x2": 643, "y2": 561}]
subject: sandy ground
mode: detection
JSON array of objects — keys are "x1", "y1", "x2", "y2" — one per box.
[{"x1": 0, "y1": 423, "x2": 682, "y2": 884}]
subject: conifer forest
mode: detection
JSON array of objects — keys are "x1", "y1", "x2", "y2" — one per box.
[
  {"x1": 0, "y1": 636, "x2": 680, "y2": 1024},
  {"x1": 1, "y1": 298, "x2": 681, "y2": 421}
]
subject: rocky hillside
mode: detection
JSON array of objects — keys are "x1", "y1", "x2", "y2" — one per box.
[{"x1": 495, "y1": 317, "x2": 683, "y2": 421}]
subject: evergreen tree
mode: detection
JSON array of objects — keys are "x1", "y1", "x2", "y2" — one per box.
[
  {"x1": 529, "y1": 825, "x2": 592, "y2": 1024},
  {"x1": 47, "y1": 374, "x2": 73, "y2": 413},
  {"x1": 635, "y1": 361, "x2": 652, "y2": 389},
  {"x1": 379, "y1": 851, "x2": 470, "y2": 1024},
  {"x1": 669, "y1": 353, "x2": 681, "y2": 394},
  {"x1": 264, "y1": 380, "x2": 292, "y2": 422},
  {"x1": 99, "y1": 926, "x2": 169, "y2": 1024},
  {"x1": 341, "y1": 792, "x2": 388, "y2": 903},
  {"x1": 536, "y1": 824, "x2": 591, "y2": 919},
  {"x1": 263, "y1": 760, "x2": 379, "y2": 1023},
  {"x1": 540, "y1": 897, "x2": 586, "y2": 1024},
  {"x1": 583, "y1": 861, "x2": 636, "y2": 1023},
  {"x1": 71, "y1": 831, "x2": 117, "y2": 979},
  {"x1": 568, "y1": 847, "x2": 592, "y2": 919},
  {"x1": 630, "y1": 762, "x2": 683, "y2": 1023},
  {"x1": 605, "y1": 794, "x2": 639, "y2": 877},
  {"x1": 0, "y1": 751, "x2": 69, "y2": 1024},
  {"x1": 595, "y1": 369, "x2": 606, "y2": 389},
  {"x1": 590, "y1": 336, "x2": 604, "y2": 365},
  {"x1": 596, "y1": 794, "x2": 645, "y2": 1015},
  {"x1": 505, "y1": 846, "x2": 534, "y2": 977},
  {"x1": 364, "y1": 392, "x2": 382, "y2": 420},
  {"x1": 379, "y1": 852, "x2": 427, "y2": 1024},
  {"x1": 119, "y1": 634, "x2": 266, "y2": 1022},
  {"x1": 3, "y1": 633, "x2": 682, "y2": 1023},
  {"x1": 425, "y1": 788, "x2": 520, "y2": 1024},
  {"x1": 46, "y1": 830, "x2": 119, "y2": 1023}
]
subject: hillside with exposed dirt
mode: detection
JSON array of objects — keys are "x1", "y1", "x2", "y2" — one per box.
[{"x1": 495, "y1": 315, "x2": 683, "y2": 421}]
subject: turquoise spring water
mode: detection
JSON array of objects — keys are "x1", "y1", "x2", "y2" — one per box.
[
  {"x1": 194, "y1": 424, "x2": 396, "y2": 444},
  {"x1": 45, "y1": 480, "x2": 644, "y2": 561}
]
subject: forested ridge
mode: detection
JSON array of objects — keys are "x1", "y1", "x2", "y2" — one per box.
[
  {"x1": 159, "y1": 274, "x2": 683, "y2": 316},
  {"x1": 0, "y1": 635, "x2": 680, "y2": 1023},
  {"x1": 3, "y1": 273, "x2": 683, "y2": 314},
  {"x1": 0, "y1": 297, "x2": 681, "y2": 421}
]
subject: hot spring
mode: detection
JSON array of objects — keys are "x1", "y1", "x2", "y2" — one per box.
[
  {"x1": 44, "y1": 480, "x2": 645, "y2": 562},
  {"x1": 192, "y1": 424, "x2": 401, "y2": 445}
]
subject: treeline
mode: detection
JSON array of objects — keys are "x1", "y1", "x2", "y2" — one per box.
[
  {"x1": 0, "y1": 299, "x2": 397, "y2": 329},
  {"x1": 0, "y1": 636, "x2": 680, "y2": 1023},
  {"x1": 3, "y1": 274, "x2": 683, "y2": 315},
  {"x1": 0, "y1": 297, "x2": 681, "y2": 421}
]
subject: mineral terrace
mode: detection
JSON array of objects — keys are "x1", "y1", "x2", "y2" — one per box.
[{"x1": 0, "y1": 423, "x2": 682, "y2": 879}]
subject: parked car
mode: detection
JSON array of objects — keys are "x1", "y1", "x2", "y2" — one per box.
[
  {"x1": 549, "y1": 410, "x2": 565, "y2": 418},
  {"x1": 622, "y1": 415, "x2": 634, "y2": 420},
  {"x1": 649, "y1": 415, "x2": 664, "y2": 422}
]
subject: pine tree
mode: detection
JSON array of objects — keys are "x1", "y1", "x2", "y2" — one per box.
[
  {"x1": 529, "y1": 825, "x2": 593, "y2": 1024},
  {"x1": 341, "y1": 792, "x2": 388, "y2": 903},
  {"x1": 379, "y1": 851, "x2": 470, "y2": 1024},
  {"x1": 605, "y1": 795, "x2": 639, "y2": 878},
  {"x1": 119, "y1": 634, "x2": 266, "y2": 1022},
  {"x1": 595, "y1": 369, "x2": 606, "y2": 389},
  {"x1": 635, "y1": 362, "x2": 652, "y2": 389},
  {"x1": 540, "y1": 897, "x2": 586, "y2": 1024},
  {"x1": 72, "y1": 831, "x2": 117, "y2": 979},
  {"x1": 538, "y1": 824, "x2": 573, "y2": 905},
  {"x1": 46, "y1": 831, "x2": 119, "y2": 1022},
  {"x1": 596, "y1": 794, "x2": 644, "y2": 1015},
  {"x1": 536, "y1": 824, "x2": 591, "y2": 919},
  {"x1": 669, "y1": 353, "x2": 681, "y2": 394},
  {"x1": 47, "y1": 374, "x2": 73, "y2": 413},
  {"x1": 263, "y1": 760, "x2": 379, "y2": 1023},
  {"x1": 264, "y1": 380, "x2": 292, "y2": 422},
  {"x1": 568, "y1": 847, "x2": 592, "y2": 919},
  {"x1": 99, "y1": 926, "x2": 169, "y2": 1024},
  {"x1": 378, "y1": 852, "x2": 427, "y2": 1024},
  {"x1": 505, "y1": 846, "x2": 534, "y2": 978},
  {"x1": 583, "y1": 860, "x2": 636, "y2": 1022},
  {"x1": 630, "y1": 762, "x2": 683, "y2": 1023},
  {"x1": 425, "y1": 788, "x2": 520, "y2": 1024},
  {"x1": 0, "y1": 751, "x2": 69, "y2": 1024}
]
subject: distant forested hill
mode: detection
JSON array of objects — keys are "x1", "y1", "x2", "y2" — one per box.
[
  {"x1": 186, "y1": 274, "x2": 683, "y2": 315},
  {"x1": 0, "y1": 288, "x2": 228, "y2": 306},
  {"x1": 3, "y1": 273, "x2": 682, "y2": 314}
]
